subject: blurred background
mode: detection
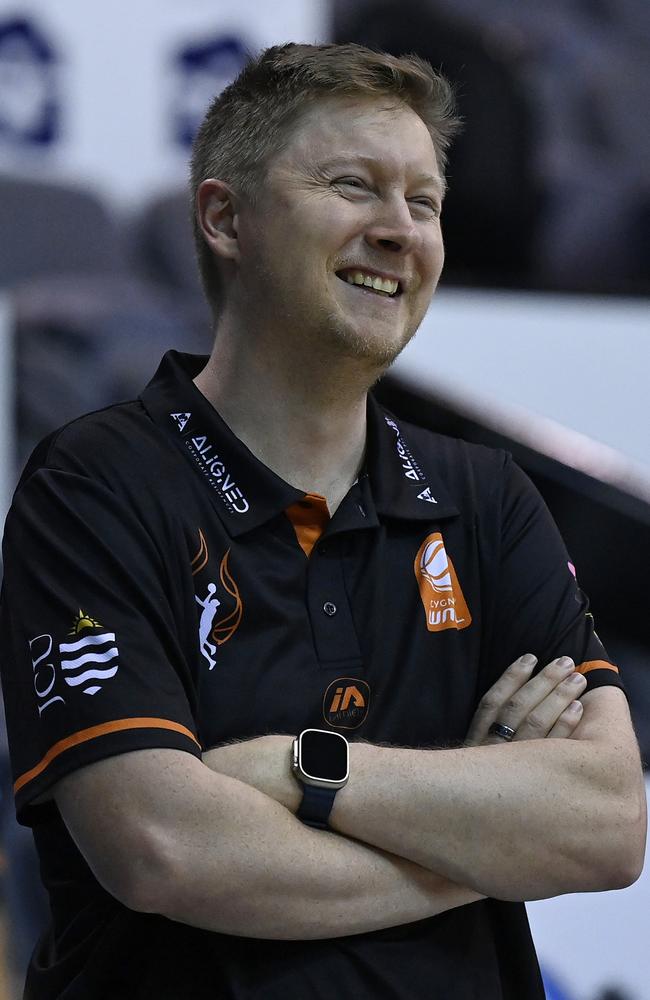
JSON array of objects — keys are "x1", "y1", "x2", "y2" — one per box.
[{"x1": 0, "y1": 1, "x2": 648, "y2": 998}]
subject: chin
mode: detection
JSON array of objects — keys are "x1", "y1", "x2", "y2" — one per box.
[{"x1": 328, "y1": 318, "x2": 414, "y2": 369}]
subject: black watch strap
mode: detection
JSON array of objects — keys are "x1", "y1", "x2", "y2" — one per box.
[{"x1": 296, "y1": 784, "x2": 338, "y2": 829}]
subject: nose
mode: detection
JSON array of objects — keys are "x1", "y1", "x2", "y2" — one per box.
[{"x1": 364, "y1": 195, "x2": 419, "y2": 256}]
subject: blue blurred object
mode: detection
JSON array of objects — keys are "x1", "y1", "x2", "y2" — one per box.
[
  {"x1": 172, "y1": 34, "x2": 251, "y2": 147},
  {"x1": 541, "y1": 965, "x2": 577, "y2": 1000},
  {"x1": 0, "y1": 16, "x2": 60, "y2": 147}
]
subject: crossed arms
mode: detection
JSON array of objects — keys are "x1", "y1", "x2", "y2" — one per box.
[{"x1": 52, "y1": 655, "x2": 647, "y2": 940}]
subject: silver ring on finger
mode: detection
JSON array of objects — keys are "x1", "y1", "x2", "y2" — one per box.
[{"x1": 488, "y1": 722, "x2": 516, "y2": 742}]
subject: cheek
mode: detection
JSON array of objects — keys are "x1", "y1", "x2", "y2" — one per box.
[{"x1": 424, "y1": 233, "x2": 445, "y2": 281}]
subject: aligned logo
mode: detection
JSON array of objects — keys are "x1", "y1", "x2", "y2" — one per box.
[
  {"x1": 414, "y1": 533, "x2": 472, "y2": 633},
  {"x1": 171, "y1": 411, "x2": 191, "y2": 432},
  {"x1": 169, "y1": 411, "x2": 249, "y2": 515},
  {"x1": 384, "y1": 416, "x2": 436, "y2": 502},
  {"x1": 323, "y1": 678, "x2": 370, "y2": 730},
  {"x1": 384, "y1": 416, "x2": 427, "y2": 484}
]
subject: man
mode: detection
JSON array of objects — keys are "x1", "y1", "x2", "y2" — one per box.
[{"x1": 0, "y1": 42, "x2": 645, "y2": 1000}]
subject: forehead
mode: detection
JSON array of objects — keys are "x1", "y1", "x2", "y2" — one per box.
[{"x1": 271, "y1": 95, "x2": 442, "y2": 190}]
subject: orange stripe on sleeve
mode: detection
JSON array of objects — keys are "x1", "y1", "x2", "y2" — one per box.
[
  {"x1": 576, "y1": 659, "x2": 619, "y2": 676},
  {"x1": 14, "y1": 718, "x2": 201, "y2": 795}
]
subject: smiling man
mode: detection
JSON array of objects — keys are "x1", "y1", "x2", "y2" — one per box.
[
  {"x1": 192, "y1": 89, "x2": 446, "y2": 513},
  {"x1": 0, "y1": 43, "x2": 645, "y2": 1000}
]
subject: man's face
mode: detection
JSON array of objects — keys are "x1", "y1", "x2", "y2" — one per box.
[{"x1": 233, "y1": 95, "x2": 445, "y2": 369}]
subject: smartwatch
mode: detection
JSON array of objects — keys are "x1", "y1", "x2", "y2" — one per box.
[{"x1": 291, "y1": 728, "x2": 349, "y2": 830}]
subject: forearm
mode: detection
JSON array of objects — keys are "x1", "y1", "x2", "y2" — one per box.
[
  {"x1": 153, "y1": 763, "x2": 483, "y2": 938},
  {"x1": 200, "y1": 701, "x2": 645, "y2": 906},
  {"x1": 329, "y1": 735, "x2": 644, "y2": 901}
]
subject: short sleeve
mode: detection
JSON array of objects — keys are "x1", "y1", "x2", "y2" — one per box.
[
  {"x1": 0, "y1": 467, "x2": 201, "y2": 825},
  {"x1": 484, "y1": 457, "x2": 625, "y2": 696}
]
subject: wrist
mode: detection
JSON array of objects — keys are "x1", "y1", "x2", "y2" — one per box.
[
  {"x1": 202, "y1": 734, "x2": 301, "y2": 813},
  {"x1": 328, "y1": 739, "x2": 367, "y2": 831},
  {"x1": 291, "y1": 729, "x2": 350, "y2": 829},
  {"x1": 271, "y1": 735, "x2": 303, "y2": 813}
]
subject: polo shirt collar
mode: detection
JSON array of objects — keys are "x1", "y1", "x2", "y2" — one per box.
[
  {"x1": 141, "y1": 351, "x2": 459, "y2": 536},
  {"x1": 140, "y1": 351, "x2": 304, "y2": 536},
  {"x1": 365, "y1": 393, "x2": 459, "y2": 521}
]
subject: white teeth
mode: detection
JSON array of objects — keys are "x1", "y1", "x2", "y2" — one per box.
[{"x1": 344, "y1": 271, "x2": 399, "y2": 295}]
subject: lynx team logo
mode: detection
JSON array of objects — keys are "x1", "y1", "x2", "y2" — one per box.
[{"x1": 414, "y1": 533, "x2": 472, "y2": 632}]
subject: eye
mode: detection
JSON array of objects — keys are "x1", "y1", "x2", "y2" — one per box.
[
  {"x1": 410, "y1": 198, "x2": 441, "y2": 217},
  {"x1": 333, "y1": 177, "x2": 367, "y2": 190}
]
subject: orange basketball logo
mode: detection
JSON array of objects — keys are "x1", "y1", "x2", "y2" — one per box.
[{"x1": 414, "y1": 533, "x2": 471, "y2": 632}]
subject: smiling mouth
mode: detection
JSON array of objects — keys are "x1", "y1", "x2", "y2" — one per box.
[{"x1": 335, "y1": 270, "x2": 402, "y2": 298}]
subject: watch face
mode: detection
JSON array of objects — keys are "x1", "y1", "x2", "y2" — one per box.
[{"x1": 300, "y1": 730, "x2": 348, "y2": 782}]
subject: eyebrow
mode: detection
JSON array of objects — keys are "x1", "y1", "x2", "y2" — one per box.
[{"x1": 318, "y1": 155, "x2": 445, "y2": 196}]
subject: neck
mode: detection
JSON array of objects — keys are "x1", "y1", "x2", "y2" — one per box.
[{"x1": 194, "y1": 323, "x2": 380, "y2": 513}]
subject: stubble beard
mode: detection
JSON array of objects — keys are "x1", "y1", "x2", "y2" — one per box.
[
  {"x1": 318, "y1": 304, "x2": 419, "y2": 373},
  {"x1": 242, "y1": 261, "x2": 420, "y2": 382}
]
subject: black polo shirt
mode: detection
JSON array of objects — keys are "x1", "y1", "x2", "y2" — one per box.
[{"x1": 0, "y1": 351, "x2": 623, "y2": 1000}]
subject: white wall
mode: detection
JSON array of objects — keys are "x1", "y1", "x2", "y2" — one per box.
[
  {"x1": 0, "y1": 0, "x2": 328, "y2": 206},
  {"x1": 395, "y1": 289, "x2": 650, "y2": 502}
]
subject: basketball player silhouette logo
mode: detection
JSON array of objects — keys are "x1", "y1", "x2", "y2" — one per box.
[{"x1": 195, "y1": 583, "x2": 221, "y2": 670}]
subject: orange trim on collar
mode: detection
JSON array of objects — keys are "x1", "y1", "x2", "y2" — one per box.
[{"x1": 285, "y1": 492, "x2": 330, "y2": 558}]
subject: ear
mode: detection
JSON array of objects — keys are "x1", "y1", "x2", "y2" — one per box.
[{"x1": 196, "y1": 179, "x2": 240, "y2": 263}]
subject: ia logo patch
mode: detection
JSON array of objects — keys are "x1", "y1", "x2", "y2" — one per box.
[{"x1": 323, "y1": 678, "x2": 370, "y2": 730}]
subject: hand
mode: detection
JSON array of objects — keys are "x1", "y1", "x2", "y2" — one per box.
[
  {"x1": 465, "y1": 654, "x2": 587, "y2": 747},
  {"x1": 202, "y1": 734, "x2": 301, "y2": 812}
]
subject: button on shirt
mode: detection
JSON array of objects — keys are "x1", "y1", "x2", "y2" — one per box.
[{"x1": 0, "y1": 351, "x2": 624, "y2": 1000}]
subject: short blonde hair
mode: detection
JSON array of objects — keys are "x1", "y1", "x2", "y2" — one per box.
[{"x1": 190, "y1": 42, "x2": 460, "y2": 316}]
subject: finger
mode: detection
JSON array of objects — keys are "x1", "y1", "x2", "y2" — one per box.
[
  {"x1": 546, "y1": 700, "x2": 584, "y2": 739},
  {"x1": 487, "y1": 655, "x2": 576, "y2": 734},
  {"x1": 513, "y1": 671, "x2": 587, "y2": 740},
  {"x1": 465, "y1": 654, "x2": 537, "y2": 746}
]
